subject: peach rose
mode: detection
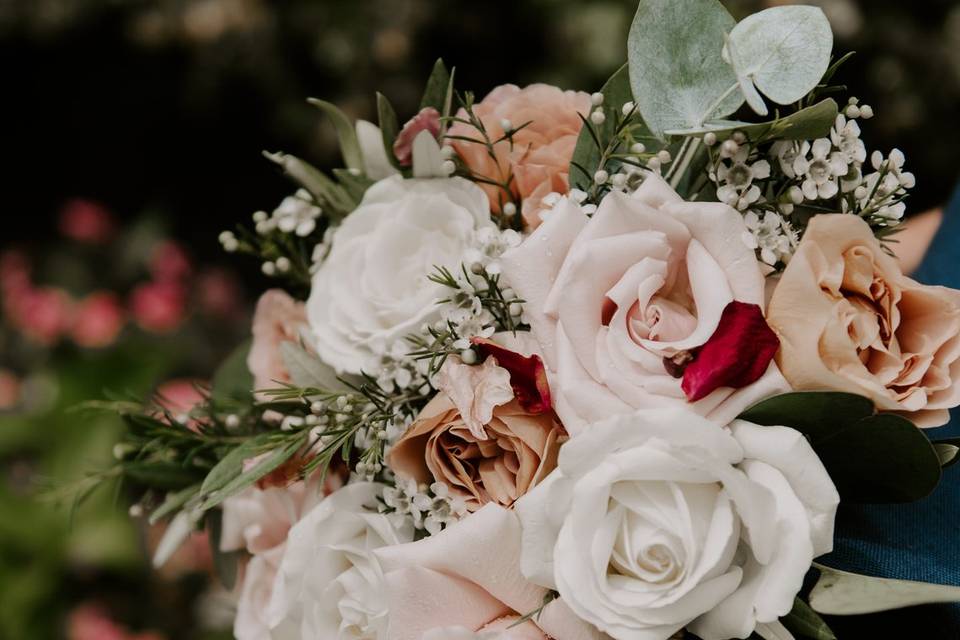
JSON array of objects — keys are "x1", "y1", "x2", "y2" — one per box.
[
  {"x1": 448, "y1": 84, "x2": 590, "y2": 229},
  {"x1": 374, "y1": 504, "x2": 603, "y2": 640},
  {"x1": 767, "y1": 214, "x2": 960, "y2": 427},
  {"x1": 388, "y1": 357, "x2": 563, "y2": 512},
  {"x1": 501, "y1": 172, "x2": 789, "y2": 435},
  {"x1": 247, "y1": 289, "x2": 307, "y2": 391}
]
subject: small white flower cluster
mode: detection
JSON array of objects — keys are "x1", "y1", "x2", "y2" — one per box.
[
  {"x1": 842, "y1": 149, "x2": 914, "y2": 224},
  {"x1": 464, "y1": 226, "x2": 522, "y2": 276},
  {"x1": 741, "y1": 210, "x2": 799, "y2": 267},
  {"x1": 255, "y1": 189, "x2": 322, "y2": 237},
  {"x1": 381, "y1": 478, "x2": 468, "y2": 536},
  {"x1": 714, "y1": 139, "x2": 771, "y2": 212},
  {"x1": 373, "y1": 340, "x2": 432, "y2": 394}
]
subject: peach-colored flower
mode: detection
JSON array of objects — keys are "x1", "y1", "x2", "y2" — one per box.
[
  {"x1": 448, "y1": 84, "x2": 590, "y2": 229},
  {"x1": 768, "y1": 214, "x2": 960, "y2": 427},
  {"x1": 247, "y1": 289, "x2": 307, "y2": 392},
  {"x1": 375, "y1": 504, "x2": 602, "y2": 640},
  {"x1": 72, "y1": 291, "x2": 125, "y2": 348},
  {"x1": 389, "y1": 358, "x2": 564, "y2": 512},
  {"x1": 394, "y1": 107, "x2": 441, "y2": 166}
]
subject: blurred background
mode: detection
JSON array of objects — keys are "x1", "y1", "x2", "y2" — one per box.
[{"x1": 1, "y1": 0, "x2": 958, "y2": 638}]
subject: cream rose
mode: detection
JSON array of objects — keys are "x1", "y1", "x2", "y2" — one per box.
[
  {"x1": 266, "y1": 482, "x2": 414, "y2": 639},
  {"x1": 516, "y1": 408, "x2": 839, "y2": 640},
  {"x1": 307, "y1": 175, "x2": 493, "y2": 375},
  {"x1": 375, "y1": 503, "x2": 605, "y2": 640},
  {"x1": 767, "y1": 214, "x2": 960, "y2": 427},
  {"x1": 500, "y1": 173, "x2": 788, "y2": 434}
]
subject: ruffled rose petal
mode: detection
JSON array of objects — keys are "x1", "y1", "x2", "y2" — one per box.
[{"x1": 473, "y1": 337, "x2": 552, "y2": 414}]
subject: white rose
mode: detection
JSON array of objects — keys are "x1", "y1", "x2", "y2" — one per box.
[
  {"x1": 516, "y1": 408, "x2": 839, "y2": 640},
  {"x1": 266, "y1": 482, "x2": 414, "y2": 639},
  {"x1": 308, "y1": 175, "x2": 493, "y2": 375}
]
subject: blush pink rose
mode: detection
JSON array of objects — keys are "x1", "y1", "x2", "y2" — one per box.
[
  {"x1": 448, "y1": 84, "x2": 590, "y2": 229},
  {"x1": 12, "y1": 286, "x2": 74, "y2": 345},
  {"x1": 71, "y1": 291, "x2": 125, "y2": 348},
  {"x1": 247, "y1": 289, "x2": 307, "y2": 392},
  {"x1": 501, "y1": 172, "x2": 789, "y2": 434},
  {"x1": 394, "y1": 107, "x2": 441, "y2": 166},
  {"x1": 768, "y1": 214, "x2": 960, "y2": 427},
  {"x1": 375, "y1": 504, "x2": 603, "y2": 640}
]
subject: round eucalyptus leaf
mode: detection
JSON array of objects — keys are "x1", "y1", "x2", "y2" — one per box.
[
  {"x1": 727, "y1": 5, "x2": 833, "y2": 109},
  {"x1": 627, "y1": 0, "x2": 743, "y2": 140}
]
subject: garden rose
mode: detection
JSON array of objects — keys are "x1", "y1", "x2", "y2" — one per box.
[
  {"x1": 388, "y1": 356, "x2": 564, "y2": 512},
  {"x1": 500, "y1": 173, "x2": 788, "y2": 434},
  {"x1": 516, "y1": 408, "x2": 839, "y2": 640},
  {"x1": 448, "y1": 84, "x2": 590, "y2": 229},
  {"x1": 247, "y1": 289, "x2": 308, "y2": 391},
  {"x1": 769, "y1": 214, "x2": 960, "y2": 427},
  {"x1": 375, "y1": 503, "x2": 604, "y2": 640},
  {"x1": 266, "y1": 482, "x2": 414, "y2": 639},
  {"x1": 307, "y1": 175, "x2": 492, "y2": 375}
]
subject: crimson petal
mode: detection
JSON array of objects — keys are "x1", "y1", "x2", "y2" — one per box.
[
  {"x1": 681, "y1": 301, "x2": 780, "y2": 402},
  {"x1": 471, "y1": 337, "x2": 552, "y2": 414}
]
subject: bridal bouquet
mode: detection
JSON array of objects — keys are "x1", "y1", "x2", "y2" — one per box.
[{"x1": 83, "y1": 1, "x2": 960, "y2": 639}]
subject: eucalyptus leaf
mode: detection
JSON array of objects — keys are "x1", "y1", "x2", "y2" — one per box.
[
  {"x1": 810, "y1": 564, "x2": 960, "y2": 615},
  {"x1": 262, "y1": 151, "x2": 354, "y2": 215},
  {"x1": 152, "y1": 510, "x2": 199, "y2": 568},
  {"x1": 307, "y1": 98, "x2": 364, "y2": 171},
  {"x1": 199, "y1": 434, "x2": 274, "y2": 497},
  {"x1": 211, "y1": 340, "x2": 253, "y2": 405},
  {"x1": 198, "y1": 435, "x2": 305, "y2": 512},
  {"x1": 740, "y1": 392, "x2": 942, "y2": 503},
  {"x1": 934, "y1": 438, "x2": 960, "y2": 469},
  {"x1": 123, "y1": 461, "x2": 201, "y2": 490},
  {"x1": 419, "y1": 58, "x2": 450, "y2": 112},
  {"x1": 781, "y1": 597, "x2": 836, "y2": 640},
  {"x1": 665, "y1": 98, "x2": 838, "y2": 142},
  {"x1": 725, "y1": 5, "x2": 833, "y2": 115},
  {"x1": 331, "y1": 168, "x2": 373, "y2": 204},
  {"x1": 376, "y1": 92, "x2": 401, "y2": 170},
  {"x1": 279, "y1": 341, "x2": 353, "y2": 392},
  {"x1": 627, "y1": 0, "x2": 743, "y2": 139},
  {"x1": 206, "y1": 508, "x2": 241, "y2": 590},
  {"x1": 148, "y1": 484, "x2": 201, "y2": 525}
]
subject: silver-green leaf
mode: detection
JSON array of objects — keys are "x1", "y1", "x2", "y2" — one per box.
[
  {"x1": 810, "y1": 564, "x2": 960, "y2": 615},
  {"x1": 726, "y1": 5, "x2": 833, "y2": 115},
  {"x1": 627, "y1": 0, "x2": 743, "y2": 140},
  {"x1": 279, "y1": 341, "x2": 353, "y2": 392},
  {"x1": 308, "y1": 98, "x2": 364, "y2": 172}
]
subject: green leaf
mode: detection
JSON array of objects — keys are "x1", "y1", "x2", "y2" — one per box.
[
  {"x1": 149, "y1": 484, "x2": 201, "y2": 525},
  {"x1": 123, "y1": 462, "x2": 201, "y2": 490},
  {"x1": 332, "y1": 168, "x2": 373, "y2": 203},
  {"x1": 211, "y1": 340, "x2": 253, "y2": 405},
  {"x1": 810, "y1": 564, "x2": 960, "y2": 615},
  {"x1": 627, "y1": 0, "x2": 743, "y2": 139},
  {"x1": 206, "y1": 508, "x2": 241, "y2": 590},
  {"x1": 307, "y1": 98, "x2": 363, "y2": 172},
  {"x1": 740, "y1": 392, "x2": 942, "y2": 503},
  {"x1": 781, "y1": 597, "x2": 836, "y2": 640},
  {"x1": 278, "y1": 341, "x2": 354, "y2": 392},
  {"x1": 570, "y1": 64, "x2": 658, "y2": 192},
  {"x1": 725, "y1": 6, "x2": 833, "y2": 116},
  {"x1": 664, "y1": 98, "x2": 838, "y2": 142},
  {"x1": 419, "y1": 58, "x2": 450, "y2": 112},
  {"x1": 934, "y1": 438, "x2": 960, "y2": 469},
  {"x1": 376, "y1": 92, "x2": 401, "y2": 170},
  {"x1": 198, "y1": 435, "x2": 305, "y2": 511},
  {"x1": 262, "y1": 151, "x2": 355, "y2": 215}
]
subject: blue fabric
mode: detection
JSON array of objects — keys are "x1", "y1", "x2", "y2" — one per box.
[{"x1": 820, "y1": 184, "x2": 960, "y2": 636}]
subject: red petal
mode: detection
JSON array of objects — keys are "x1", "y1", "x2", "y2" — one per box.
[
  {"x1": 471, "y1": 337, "x2": 552, "y2": 414},
  {"x1": 681, "y1": 301, "x2": 779, "y2": 402}
]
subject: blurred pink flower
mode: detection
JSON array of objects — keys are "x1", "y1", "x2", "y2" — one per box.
[
  {"x1": 247, "y1": 289, "x2": 307, "y2": 392},
  {"x1": 129, "y1": 281, "x2": 186, "y2": 333},
  {"x1": 0, "y1": 250, "x2": 31, "y2": 297},
  {"x1": 58, "y1": 199, "x2": 116, "y2": 244},
  {"x1": 67, "y1": 604, "x2": 165, "y2": 640},
  {"x1": 149, "y1": 241, "x2": 192, "y2": 283},
  {"x1": 10, "y1": 287, "x2": 74, "y2": 345},
  {"x1": 197, "y1": 268, "x2": 242, "y2": 319},
  {"x1": 71, "y1": 291, "x2": 126, "y2": 348},
  {"x1": 155, "y1": 378, "x2": 206, "y2": 418},
  {"x1": 394, "y1": 106, "x2": 441, "y2": 166},
  {"x1": 0, "y1": 369, "x2": 21, "y2": 410}
]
